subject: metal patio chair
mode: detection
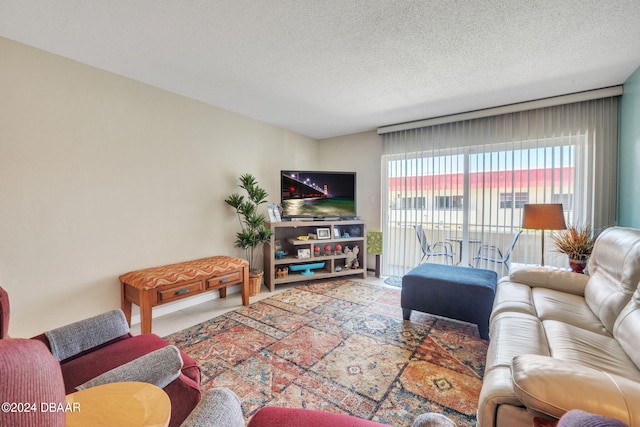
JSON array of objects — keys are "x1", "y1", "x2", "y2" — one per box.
[
  {"x1": 414, "y1": 225, "x2": 455, "y2": 265},
  {"x1": 473, "y1": 229, "x2": 523, "y2": 270}
]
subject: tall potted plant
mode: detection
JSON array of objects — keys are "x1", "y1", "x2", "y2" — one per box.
[
  {"x1": 225, "y1": 174, "x2": 273, "y2": 295},
  {"x1": 552, "y1": 223, "x2": 597, "y2": 274}
]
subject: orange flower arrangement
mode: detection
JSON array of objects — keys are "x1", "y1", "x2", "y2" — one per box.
[{"x1": 552, "y1": 223, "x2": 597, "y2": 260}]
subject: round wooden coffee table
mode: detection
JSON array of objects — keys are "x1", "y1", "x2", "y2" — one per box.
[{"x1": 65, "y1": 381, "x2": 171, "y2": 426}]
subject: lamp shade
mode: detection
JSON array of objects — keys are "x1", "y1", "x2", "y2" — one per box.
[{"x1": 521, "y1": 204, "x2": 567, "y2": 230}]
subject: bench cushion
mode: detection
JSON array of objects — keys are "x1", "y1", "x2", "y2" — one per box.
[{"x1": 119, "y1": 256, "x2": 248, "y2": 290}]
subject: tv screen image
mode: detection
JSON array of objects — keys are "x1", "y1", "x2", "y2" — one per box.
[{"x1": 281, "y1": 171, "x2": 356, "y2": 219}]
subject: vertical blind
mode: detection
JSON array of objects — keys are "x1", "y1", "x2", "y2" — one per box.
[{"x1": 380, "y1": 97, "x2": 619, "y2": 277}]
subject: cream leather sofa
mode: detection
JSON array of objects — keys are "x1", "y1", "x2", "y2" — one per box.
[{"x1": 477, "y1": 226, "x2": 640, "y2": 427}]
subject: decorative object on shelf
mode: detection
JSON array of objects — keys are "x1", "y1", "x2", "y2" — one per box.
[
  {"x1": 313, "y1": 246, "x2": 321, "y2": 256},
  {"x1": 367, "y1": 231, "x2": 383, "y2": 278},
  {"x1": 317, "y1": 228, "x2": 331, "y2": 239},
  {"x1": 349, "y1": 226, "x2": 362, "y2": 237},
  {"x1": 289, "y1": 262, "x2": 325, "y2": 275},
  {"x1": 275, "y1": 267, "x2": 288, "y2": 278},
  {"x1": 297, "y1": 235, "x2": 310, "y2": 240},
  {"x1": 342, "y1": 232, "x2": 351, "y2": 238},
  {"x1": 335, "y1": 244, "x2": 342, "y2": 253},
  {"x1": 297, "y1": 248, "x2": 311, "y2": 259},
  {"x1": 521, "y1": 203, "x2": 567, "y2": 266},
  {"x1": 552, "y1": 223, "x2": 598, "y2": 274},
  {"x1": 225, "y1": 173, "x2": 273, "y2": 295},
  {"x1": 323, "y1": 245, "x2": 332, "y2": 255},
  {"x1": 275, "y1": 250, "x2": 285, "y2": 259},
  {"x1": 344, "y1": 246, "x2": 360, "y2": 269},
  {"x1": 333, "y1": 228, "x2": 341, "y2": 238}
]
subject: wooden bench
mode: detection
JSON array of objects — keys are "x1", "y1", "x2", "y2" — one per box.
[{"x1": 120, "y1": 256, "x2": 249, "y2": 334}]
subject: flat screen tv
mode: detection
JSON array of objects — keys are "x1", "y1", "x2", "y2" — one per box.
[{"x1": 281, "y1": 170, "x2": 357, "y2": 219}]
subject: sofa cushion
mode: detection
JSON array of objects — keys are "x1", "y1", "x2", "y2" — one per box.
[
  {"x1": 509, "y1": 264, "x2": 589, "y2": 296},
  {"x1": 490, "y1": 267, "x2": 589, "y2": 322},
  {"x1": 543, "y1": 320, "x2": 640, "y2": 380},
  {"x1": 490, "y1": 281, "x2": 537, "y2": 321},
  {"x1": 511, "y1": 355, "x2": 640, "y2": 424},
  {"x1": 584, "y1": 227, "x2": 640, "y2": 334},
  {"x1": 533, "y1": 288, "x2": 609, "y2": 335},
  {"x1": 613, "y1": 289, "x2": 640, "y2": 370},
  {"x1": 485, "y1": 312, "x2": 550, "y2": 371}
]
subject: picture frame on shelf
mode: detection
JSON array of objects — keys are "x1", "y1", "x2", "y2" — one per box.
[
  {"x1": 316, "y1": 228, "x2": 331, "y2": 239},
  {"x1": 267, "y1": 204, "x2": 281, "y2": 222},
  {"x1": 333, "y1": 227, "x2": 341, "y2": 238}
]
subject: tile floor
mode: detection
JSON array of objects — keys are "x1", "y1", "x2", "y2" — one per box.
[{"x1": 130, "y1": 275, "x2": 390, "y2": 337}]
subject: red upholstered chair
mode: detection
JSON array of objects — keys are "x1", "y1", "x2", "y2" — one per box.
[
  {"x1": 1, "y1": 338, "x2": 244, "y2": 427},
  {"x1": 0, "y1": 286, "x2": 201, "y2": 427},
  {"x1": 248, "y1": 407, "x2": 392, "y2": 426},
  {"x1": 247, "y1": 407, "x2": 458, "y2": 427},
  {"x1": 0, "y1": 339, "x2": 66, "y2": 427}
]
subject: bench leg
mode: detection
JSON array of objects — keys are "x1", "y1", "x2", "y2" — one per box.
[
  {"x1": 121, "y1": 284, "x2": 132, "y2": 327},
  {"x1": 402, "y1": 308, "x2": 412, "y2": 320},
  {"x1": 218, "y1": 287, "x2": 227, "y2": 299},
  {"x1": 140, "y1": 290, "x2": 154, "y2": 334}
]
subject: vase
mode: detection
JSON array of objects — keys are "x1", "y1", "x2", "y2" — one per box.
[
  {"x1": 248, "y1": 271, "x2": 263, "y2": 296},
  {"x1": 569, "y1": 257, "x2": 588, "y2": 274}
]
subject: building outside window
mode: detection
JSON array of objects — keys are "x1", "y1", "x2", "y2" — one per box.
[
  {"x1": 436, "y1": 195, "x2": 464, "y2": 210},
  {"x1": 499, "y1": 192, "x2": 529, "y2": 209}
]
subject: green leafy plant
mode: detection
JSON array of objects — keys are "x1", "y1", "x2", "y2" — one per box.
[
  {"x1": 225, "y1": 174, "x2": 273, "y2": 274},
  {"x1": 552, "y1": 223, "x2": 597, "y2": 260}
]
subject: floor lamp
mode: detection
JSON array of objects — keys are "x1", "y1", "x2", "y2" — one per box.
[{"x1": 521, "y1": 204, "x2": 567, "y2": 266}]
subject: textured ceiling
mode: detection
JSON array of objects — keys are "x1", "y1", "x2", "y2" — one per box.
[{"x1": 1, "y1": 0, "x2": 640, "y2": 139}]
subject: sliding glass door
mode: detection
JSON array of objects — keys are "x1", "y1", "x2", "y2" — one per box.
[{"x1": 381, "y1": 98, "x2": 618, "y2": 277}]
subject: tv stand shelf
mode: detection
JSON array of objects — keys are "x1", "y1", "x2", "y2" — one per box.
[{"x1": 264, "y1": 220, "x2": 367, "y2": 290}]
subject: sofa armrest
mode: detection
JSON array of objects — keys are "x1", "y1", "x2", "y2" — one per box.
[
  {"x1": 44, "y1": 309, "x2": 130, "y2": 361},
  {"x1": 509, "y1": 264, "x2": 589, "y2": 296},
  {"x1": 181, "y1": 388, "x2": 244, "y2": 427},
  {"x1": 511, "y1": 354, "x2": 640, "y2": 424},
  {"x1": 76, "y1": 345, "x2": 182, "y2": 391}
]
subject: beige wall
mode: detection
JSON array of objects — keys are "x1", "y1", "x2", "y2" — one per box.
[
  {"x1": 0, "y1": 37, "x2": 319, "y2": 337},
  {"x1": 318, "y1": 131, "x2": 382, "y2": 229},
  {"x1": 318, "y1": 131, "x2": 383, "y2": 268}
]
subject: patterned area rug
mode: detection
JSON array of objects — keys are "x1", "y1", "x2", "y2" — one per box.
[{"x1": 165, "y1": 279, "x2": 488, "y2": 426}]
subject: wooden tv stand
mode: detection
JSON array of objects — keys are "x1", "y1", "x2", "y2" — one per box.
[{"x1": 264, "y1": 220, "x2": 367, "y2": 290}]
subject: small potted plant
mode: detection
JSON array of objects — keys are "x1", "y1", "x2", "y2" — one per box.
[
  {"x1": 552, "y1": 223, "x2": 597, "y2": 274},
  {"x1": 225, "y1": 174, "x2": 273, "y2": 295}
]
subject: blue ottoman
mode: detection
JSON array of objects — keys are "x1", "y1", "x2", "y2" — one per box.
[{"x1": 401, "y1": 263, "x2": 498, "y2": 339}]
